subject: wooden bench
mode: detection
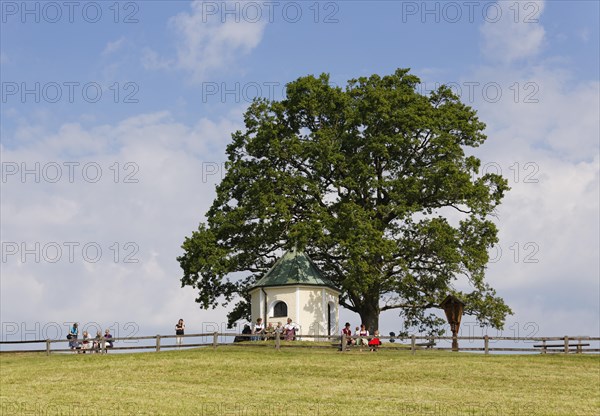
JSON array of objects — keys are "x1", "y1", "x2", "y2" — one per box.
[
  {"x1": 335, "y1": 339, "x2": 358, "y2": 350},
  {"x1": 415, "y1": 340, "x2": 436, "y2": 349},
  {"x1": 389, "y1": 333, "x2": 436, "y2": 349},
  {"x1": 337, "y1": 335, "x2": 374, "y2": 351},
  {"x1": 533, "y1": 342, "x2": 590, "y2": 354}
]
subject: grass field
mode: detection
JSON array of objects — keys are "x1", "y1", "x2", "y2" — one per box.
[{"x1": 1, "y1": 345, "x2": 598, "y2": 415}]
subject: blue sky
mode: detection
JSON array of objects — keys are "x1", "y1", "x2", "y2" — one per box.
[{"x1": 1, "y1": 1, "x2": 598, "y2": 343}]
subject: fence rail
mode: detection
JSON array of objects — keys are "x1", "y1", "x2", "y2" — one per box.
[{"x1": 1, "y1": 333, "x2": 598, "y2": 355}]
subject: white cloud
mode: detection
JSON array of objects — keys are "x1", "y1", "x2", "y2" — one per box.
[
  {"x1": 467, "y1": 66, "x2": 599, "y2": 163},
  {"x1": 2, "y1": 0, "x2": 597, "y2": 343},
  {"x1": 578, "y1": 27, "x2": 590, "y2": 43},
  {"x1": 462, "y1": 0, "x2": 600, "y2": 337},
  {"x1": 102, "y1": 37, "x2": 126, "y2": 56},
  {"x1": 405, "y1": 8, "x2": 599, "y2": 335},
  {"x1": 1, "y1": 111, "x2": 242, "y2": 335},
  {"x1": 480, "y1": 1, "x2": 546, "y2": 64},
  {"x1": 141, "y1": 48, "x2": 173, "y2": 71},
  {"x1": 142, "y1": 0, "x2": 266, "y2": 81}
]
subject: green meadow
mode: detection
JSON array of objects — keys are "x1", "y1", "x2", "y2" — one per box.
[{"x1": 1, "y1": 346, "x2": 598, "y2": 415}]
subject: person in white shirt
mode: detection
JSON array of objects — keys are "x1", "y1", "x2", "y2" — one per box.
[
  {"x1": 357, "y1": 324, "x2": 369, "y2": 345},
  {"x1": 357, "y1": 324, "x2": 370, "y2": 347},
  {"x1": 81, "y1": 330, "x2": 93, "y2": 353},
  {"x1": 253, "y1": 318, "x2": 265, "y2": 341},
  {"x1": 283, "y1": 318, "x2": 299, "y2": 341}
]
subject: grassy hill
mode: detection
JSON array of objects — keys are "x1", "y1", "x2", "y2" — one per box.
[{"x1": 1, "y1": 346, "x2": 598, "y2": 415}]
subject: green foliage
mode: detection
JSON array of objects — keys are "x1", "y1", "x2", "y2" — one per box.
[{"x1": 178, "y1": 68, "x2": 512, "y2": 331}]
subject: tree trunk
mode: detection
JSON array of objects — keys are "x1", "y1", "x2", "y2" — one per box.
[{"x1": 356, "y1": 303, "x2": 380, "y2": 334}]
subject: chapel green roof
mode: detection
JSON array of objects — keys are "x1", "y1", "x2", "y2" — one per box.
[{"x1": 251, "y1": 248, "x2": 340, "y2": 292}]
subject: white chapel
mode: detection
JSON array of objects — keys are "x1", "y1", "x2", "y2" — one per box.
[{"x1": 248, "y1": 248, "x2": 341, "y2": 340}]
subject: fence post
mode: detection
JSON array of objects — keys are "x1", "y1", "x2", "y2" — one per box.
[
  {"x1": 541, "y1": 339, "x2": 547, "y2": 354},
  {"x1": 156, "y1": 335, "x2": 161, "y2": 352},
  {"x1": 101, "y1": 338, "x2": 106, "y2": 354},
  {"x1": 340, "y1": 333, "x2": 346, "y2": 352},
  {"x1": 564, "y1": 336, "x2": 569, "y2": 354},
  {"x1": 46, "y1": 339, "x2": 51, "y2": 356},
  {"x1": 484, "y1": 335, "x2": 489, "y2": 355},
  {"x1": 275, "y1": 331, "x2": 281, "y2": 351},
  {"x1": 411, "y1": 335, "x2": 416, "y2": 355},
  {"x1": 213, "y1": 332, "x2": 218, "y2": 350}
]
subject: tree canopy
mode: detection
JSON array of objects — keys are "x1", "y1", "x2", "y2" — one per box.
[{"x1": 178, "y1": 68, "x2": 512, "y2": 334}]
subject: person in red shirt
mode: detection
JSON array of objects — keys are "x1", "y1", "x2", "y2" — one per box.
[
  {"x1": 341, "y1": 322, "x2": 355, "y2": 346},
  {"x1": 369, "y1": 330, "x2": 382, "y2": 352}
]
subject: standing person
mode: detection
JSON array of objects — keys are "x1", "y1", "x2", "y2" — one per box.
[
  {"x1": 283, "y1": 318, "x2": 299, "y2": 341},
  {"x1": 68, "y1": 323, "x2": 79, "y2": 352},
  {"x1": 253, "y1": 318, "x2": 265, "y2": 341},
  {"x1": 175, "y1": 319, "x2": 185, "y2": 348}
]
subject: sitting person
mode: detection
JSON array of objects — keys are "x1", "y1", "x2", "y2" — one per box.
[
  {"x1": 357, "y1": 324, "x2": 370, "y2": 347},
  {"x1": 104, "y1": 329, "x2": 114, "y2": 352},
  {"x1": 93, "y1": 331, "x2": 103, "y2": 353},
  {"x1": 234, "y1": 324, "x2": 252, "y2": 342},
  {"x1": 341, "y1": 322, "x2": 355, "y2": 346},
  {"x1": 264, "y1": 323, "x2": 275, "y2": 340},
  {"x1": 252, "y1": 318, "x2": 265, "y2": 341},
  {"x1": 368, "y1": 330, "x2": 382, "y2": 352},
  {"x1": 274, "y1": 322, "x2": 284, "y2": 338},
  {"x1": 283, "y1": 318, "x2": 299, "y2": 341},
  {"x1": 81, "y1": 331, "x2": 93, "y2": 353}
]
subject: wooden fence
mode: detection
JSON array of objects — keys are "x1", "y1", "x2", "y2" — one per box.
[
  {"x1": 1, "y1": 333, "x2": 599, "y2": 355},
  {"x1": 0, "y1": 332, "x2": 600, "y2": 355}
]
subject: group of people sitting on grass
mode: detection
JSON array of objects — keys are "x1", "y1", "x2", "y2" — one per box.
[
  {"x1": 67, "y1": 323, "x2": 114, "y2": 353},
  {"x1": 341, "y1": 322, "x2": 382, "y2": 351},
  {"x1": 235, "y1": 318, "x2": 300, "y2": 342}
]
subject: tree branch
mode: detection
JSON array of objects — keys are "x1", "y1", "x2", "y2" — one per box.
[{"x1": 381, "y1": 302, "x2": 435, "y2": 311}]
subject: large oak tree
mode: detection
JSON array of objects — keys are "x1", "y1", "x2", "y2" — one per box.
[{"x1": 178, "y1": 69, "x2": 512, "y2": 333}]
